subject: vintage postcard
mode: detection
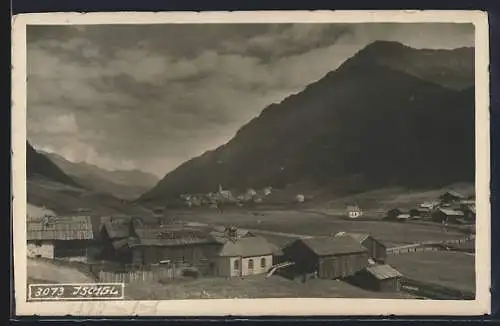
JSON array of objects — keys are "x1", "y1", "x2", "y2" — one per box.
[{"x1": 12, "y1": 10, "x2": 491, "y2": 316}]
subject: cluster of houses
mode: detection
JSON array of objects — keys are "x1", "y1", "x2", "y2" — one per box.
[
  {"x1": 384, "y1": 191, "x2": 476, "y2": 225},
  {"x1": 176, "y1": 185, "x2": 309, "y2": 209},
  {"x1": 27, "y1": 213, "x2": 404, "y2": 293}
]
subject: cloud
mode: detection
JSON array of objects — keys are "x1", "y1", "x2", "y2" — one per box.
[{"x1": 26, "y1": 23, "x2": 474, "y2": 177}]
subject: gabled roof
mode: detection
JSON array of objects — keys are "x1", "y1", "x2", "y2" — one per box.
[
  {"x1": 440, "y1": 191, "x2": 465, "y2": 199},
  {"x1": 101, "y1": 218, "x2": 130, "y2": 239},
  {"x1": 27, "y1": 216, "x2": 95, "y2": 241},
  {"x1": 217, "y1": 235, "x2": 277, "y2": 257},
  {"x1": 365, "y1": 264, "x2": 403, "y2": 280},
  {"x1": 335, "y1": 231, "x2": 370, "y2": 243},
  {"x1": 437, "y1": 208, "x2": 465, "y2": 216},
  {"x1": 131, "y1": 226, "x2": 216, "y2": 247},
  {"x1": 298, "y1": 236, "x2": 368, "y2": 256}
]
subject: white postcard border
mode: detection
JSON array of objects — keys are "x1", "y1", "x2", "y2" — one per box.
[{"x1": 12, "y1": 10, "x2": 491, "y2": 316}]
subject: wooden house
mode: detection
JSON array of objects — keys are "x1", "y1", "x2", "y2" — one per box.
[
  {"x1": 432, "y1": 208, "x2": 465, "y2": 224},
  {"x1": 335, "y1": 232, "x2": 387, "y2": 263},
  {"x1": 439, "y1": 191, "x2": 465, "y2": 204},
  {"x1": 282, "y1": 236, "x2": 369, "y2": 280},
  {"x1": 211, "y1": 235, "x2": 280, "y2": 277},
  {"x1": 129, "y1": 226, "x2": 221, "y2": 275},
  {"x1": 98, "y1": 216, "x2": 137, "y2": 263},
  {"x1": 386, "y1": 208, "x2": 403, "y2": 220},
  {"x1": 27, "y1": 215, "x2": 100, "y2": 262},
  {"x1": 352, "y1": 264, "x2": 403, "y2": 292}
]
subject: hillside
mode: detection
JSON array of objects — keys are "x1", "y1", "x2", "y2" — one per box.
[
  {"x1": 139, "y1": 41, "x2": 475, "y2": 205},
  {"x1": 343, "y1": 40, "x2": 474, "y2": 91},
  {"x1": 26, "y1": 142, "x2": 82, "y2": 188},
  {"x1": 26, "y1": 142, "x2": 154, "y2": 216},
  {"x1": 43, "y1": 151, "x2": 159, "y2": 200}
]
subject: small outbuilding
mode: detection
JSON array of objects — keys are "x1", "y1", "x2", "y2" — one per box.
[
  {"x1": 335, "y1": 232, "x2": 387, "y2": 263},
  {"x1": 386, "y1": 208, "x2": 403, "y2": 220},
  {"x1": 432, "y1": 208, "x2": 465, "y2": 224},
  {"x1": 282, "y1": 236, "x2": 369, "y2": 280},
  {"x1": 351, "y1": 264, "x2": 403, "y2": 292}
]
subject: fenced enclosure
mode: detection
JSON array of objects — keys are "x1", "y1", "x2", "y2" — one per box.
[{"x1": 98, "y1": 264, "x2": 183, "y2": 283}]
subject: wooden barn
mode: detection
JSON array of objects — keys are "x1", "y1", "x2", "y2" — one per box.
[
  {"x1": 211, "y1": 235, "x2": 280, "y2": 277},
  {"x1": 282, "y1": 236, "x2": 369, "y2": 280},
  {"x1": 27, "y1": 215, "x2": 100, "y2": 262},
  {"x1": 128, "y1": 226, "x2": 221, "y2": 274},
  {"x1": 351, "y1": 264, "x2": 403, "y2": 292},
  {"x1": 432, "y1": 208, "x2": 465, "y2": 224},
  {"x1": 335, "y1": 232, "x2": 387, "y2": 263},
  {"x1": 98, "y1": 216, "x2": 137, "y2": 263}
]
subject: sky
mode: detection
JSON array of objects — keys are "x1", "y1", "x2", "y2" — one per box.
[{"x1": 27, "y1": 23, "x2": 474, "y2": 178}]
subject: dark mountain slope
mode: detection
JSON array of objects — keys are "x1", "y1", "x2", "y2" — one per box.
[
  {"x1": 26, "y1": 142, "x2": 154, "y2": 216},
  {"x1": 26, "y1": 142, "x2": 82, "y2": 188},
  {"x1": 139, "y1": 43, "x2": 475, "y2": 205},
  {"x1": 345, "y1": 40, "x2": 474, "y2": 90}
]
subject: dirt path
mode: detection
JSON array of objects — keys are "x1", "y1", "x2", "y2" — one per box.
[{"x1": 27, "y1": 258, "x2": 96, "y2": 283}]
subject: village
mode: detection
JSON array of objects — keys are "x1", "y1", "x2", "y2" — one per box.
[{"x1": 26, "y1": 187, "x2": 476, "y2": 300}]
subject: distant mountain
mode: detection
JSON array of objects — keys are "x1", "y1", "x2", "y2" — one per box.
[
  {"x1": 27, "y1": 142, "x2": 82, "y2": 188},
  {"x1": 138, "y1": 41, "x2": 476, "y2": 205},
  {"x1": 42, "y1": 151, "x2": 159, "y2": 200},
  {"x1": 26, "y1": 142, "x2": 155, "y2": 216},
  {"x1": 343, "y1": 40, "x2": 474, "y2": 91}
]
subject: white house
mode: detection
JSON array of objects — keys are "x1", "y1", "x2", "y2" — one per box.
[
  {"x1": 211, "y1": 235, "x2": 280, "y2": 277},
  {"x1": 346, "y1": 205, "x2": 363, "y2": 218}
]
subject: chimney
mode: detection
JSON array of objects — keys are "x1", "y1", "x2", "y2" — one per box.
[{"x1": 225, "y1": 226, "x2": 238, "y2": 241}]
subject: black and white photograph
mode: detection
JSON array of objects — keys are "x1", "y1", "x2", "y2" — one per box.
[{"x1": 12, "y1": 10, "x2": 490, "y2": 316}]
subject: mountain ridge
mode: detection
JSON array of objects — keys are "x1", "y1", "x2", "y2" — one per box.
[
  {"x1": 41, "y1": 151, "x2": 159, "y2": 200},
  {"x1": 139, "y1": 41, "x2": 475, "y2": 204}
]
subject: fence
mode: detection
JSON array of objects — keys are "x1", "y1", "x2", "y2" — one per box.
[
  {"x1": 401, "y1": 277, "x2": 475, "y2": 300},
  {"x1": 387, "y1": 236, "x2": 474, "y2": 255},
  {"x1": 98, "y1": 265, "x2": 183, "y2": 283}
]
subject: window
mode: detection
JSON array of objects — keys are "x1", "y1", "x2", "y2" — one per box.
[
  {"x1": 260, "y1": 257, "x2": 266, "y2": 268},
  {"x1": 248, "y1": 259, "x2": 254, "y2": 270},
  {"x1": 233, "y1": 259, "x2": 240, "y2": 270}
]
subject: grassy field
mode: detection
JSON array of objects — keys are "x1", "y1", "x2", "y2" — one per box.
[
  {"x1": 125, "y1": 274, "x2": 418, "y2": 300},
  {"x1": 171, "y1": 209, "x2": 468, "y2": 247},
  {"x1": 387, "y1": 251, "x2": 475, "y2": 293}
]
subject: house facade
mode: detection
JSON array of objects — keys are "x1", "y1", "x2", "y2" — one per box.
[
  {"x1": 128, "y1": 227, "x2": 221, "y2": 274},
  {"x1": 282, "y1": 237, "x2": 369, "y2": 280},
  {"x1": 27, "y1": 215, "x2": 98, "y2": 262},
  {"x1": 336, "y1": 232, "x2": 387, "y2": 263},
  {"x1": 212, "y1": 235, "x2": 277, "y2": 277},
  {"x1": 353, "y1": 264, "x2": 403, "y2": 292}
]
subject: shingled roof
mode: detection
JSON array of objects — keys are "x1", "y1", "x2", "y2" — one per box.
[
  {"x1": 365, "y1": 264, "x2": 403, "y2": 280},
  {"x1": 27, "y1": 216, "x2": 95, "y2": 241},
  {"x1": 217, "y1": 235, "x2": 279, "y2": 257},
  {"x1": 299, "y1": 236, "x2": 368, "y2": 256}
]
